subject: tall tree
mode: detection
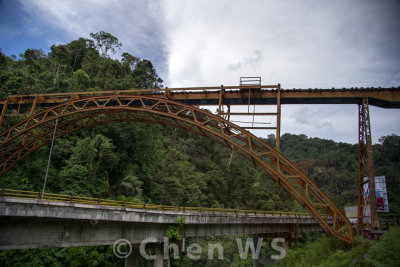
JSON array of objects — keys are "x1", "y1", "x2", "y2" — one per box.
[{"x1": 90, "y1": 31, "x2": 121, "y2": 57}]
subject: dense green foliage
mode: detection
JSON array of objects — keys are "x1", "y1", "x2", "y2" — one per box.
[
  {"x1": 1, "y1": 32, "x2": 399, "y2": 266},
  {"x1": 277, "y1": 133, "x2": 400, "y2": 218},
  {"x1": 0, "y1": 32, "x2": 162, "y2": 97},
  {"x1": 278, "y1": 226, "x2": 400, "y2": 267},
  {"x1": 0, "y1": 246, "x2": 122, "y2": 267}
]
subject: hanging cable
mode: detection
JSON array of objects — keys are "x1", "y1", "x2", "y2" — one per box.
[
  {"x1": 42, "y1": 116, "x2": 59, "y2": 195},
  {"x1": 230, "y1": 120, "x2": 271, "y2": 125},
  {"x1": 251, "y1": 104, "x2": 256, "y2": 127},
  {"x1": 227, "y1": 144, "x2": 234, "y2": 169}
]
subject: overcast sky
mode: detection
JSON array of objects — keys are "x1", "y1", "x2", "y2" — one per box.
[{"x1": 1, "y1": 0, "x2": 399, "y2": 144}]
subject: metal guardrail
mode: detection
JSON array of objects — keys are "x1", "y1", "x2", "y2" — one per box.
[{"x1": 0, "y1": 188, "x2": 310, "y2": 217}]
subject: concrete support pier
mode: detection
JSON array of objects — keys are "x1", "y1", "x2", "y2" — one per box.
[
  {"x1": 154, "y1": 243, "x2": 169, "y2": 267},
  {"x1": 125, "y1": 245, "x2": 139, "y2": 267}
]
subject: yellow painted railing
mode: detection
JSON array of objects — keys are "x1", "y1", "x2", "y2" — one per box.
[{"x1": 0, "y1": 188, "x2": 310, "y2": 217}]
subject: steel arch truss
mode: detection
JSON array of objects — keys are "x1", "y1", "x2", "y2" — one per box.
[{"x1": 0, "y1": 95, "x2": 353, "y2": 243}]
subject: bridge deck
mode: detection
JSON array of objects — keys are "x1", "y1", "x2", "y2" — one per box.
[
  {"x1": 0, "y1": 188, "x2": 309, "y2": 217},
  {"x1": 0, "y1": 197, "x2": 316, "y2": 225},
  {"x1": 0, "y1": 197, "x2": 323, "y2": 250}
]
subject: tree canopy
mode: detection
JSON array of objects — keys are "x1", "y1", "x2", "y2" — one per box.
[{"x1": 0, "y1": 31, "x2": 162, "y2": 97}]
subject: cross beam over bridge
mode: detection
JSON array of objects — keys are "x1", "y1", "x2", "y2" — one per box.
[
  {"x1": 1, "y1": 86, "x2": 399, "y2": 111},
  {"x1": 2, "y1": 85, "x2": 398, "y2": 149}
]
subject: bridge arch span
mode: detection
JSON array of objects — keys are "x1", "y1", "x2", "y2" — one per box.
[{"x1": 0, "y1": 95, "x2": 353, "y2": 243}]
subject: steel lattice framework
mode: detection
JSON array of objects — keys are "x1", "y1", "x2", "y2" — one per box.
[
  {"x1": 357, "y1": 98, "x2": 379, "y2": 228},
  {"x1": 0, "y1": 95, "x2": 353, "y2": 244}
]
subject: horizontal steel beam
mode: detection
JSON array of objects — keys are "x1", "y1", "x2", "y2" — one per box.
[
  {"x1": 1, "y1": 86, "x2": 399, "y2": 110},
  {"x1": 222, "y1": 112, "x2": 278, "y2": 116},
  {"x1": 243, "y1": 127, "x2": 277, "y2": 130}
]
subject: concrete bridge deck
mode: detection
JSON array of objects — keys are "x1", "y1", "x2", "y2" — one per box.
[{"x1": 0, "y1": 197, "x2": 322, "y2": 250}]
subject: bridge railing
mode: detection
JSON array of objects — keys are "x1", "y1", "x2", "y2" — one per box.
[{"x1": 1, "y1": 188, "x2": 311, "y2": 217}]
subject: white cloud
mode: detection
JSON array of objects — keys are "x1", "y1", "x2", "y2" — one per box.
[
  {"x1": 164, "y1": 0, "x2": 400, "y2": 88},
  {"x1": 282, "y1": 105, "x2": 357, "y2": 143},
  {"x1": 166, "y1": 0, "x2": 399, "y2": 87},
  {"x1": 162, "y1": 0, "x2": 400, "y2": 143},
  {"x1": 12, "y1": 0, "x2": 400, "y2": 143}
]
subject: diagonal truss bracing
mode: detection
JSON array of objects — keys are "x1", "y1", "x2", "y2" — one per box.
[{"x1": 0, "y1": 95, "x2": 354, "y2": 244}]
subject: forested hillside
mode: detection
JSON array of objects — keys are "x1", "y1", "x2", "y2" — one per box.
[
  {"x1": 0, "y1": 31, "x2": 162, "y2": 97},
  {"x1": 1, "y1": 32, "x2": 399, "y2": 266}
]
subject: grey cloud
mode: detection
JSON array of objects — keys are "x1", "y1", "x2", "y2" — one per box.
[
  {"x1": 293, "y1": 107, "x2": 312, "y2": 125},
  {"x1": 227, "y1": 50, "x2": 262, "y2": 71},
  {"x1": 227, "y1": 62, "x2": 242, "y2": 71},
  {"x1": 292, "y1": 107, "x2": 334, "y2": 131}
]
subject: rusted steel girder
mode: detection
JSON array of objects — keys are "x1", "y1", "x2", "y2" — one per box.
[
  {"x1": 0, "y1": 95, "x2": 354, "y2": 244},
  {"x1": 357, "y1": 98, "x2": 379, "y2": 229},
  {"x1": 1, "y1": 86, "x2": 399, "y2": 112}
]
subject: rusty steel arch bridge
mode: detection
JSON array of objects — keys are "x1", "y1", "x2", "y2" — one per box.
[{"x1": 0, "y1": 80, "x2": 399, "y2": 244}]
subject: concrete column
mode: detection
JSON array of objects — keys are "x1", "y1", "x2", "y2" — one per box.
[
  {"x1": 289, "y1": 224, "x2": 298, "y2": 247},
  {"x1": 154, "y1": 243, "x2": 169, "y2": 267},
  {"x1": 125, "y1": 245, "x2": 140, "y2": 267},
  {"x1": 252, "y1": 236, "x2": 260, "y2": 267}
]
